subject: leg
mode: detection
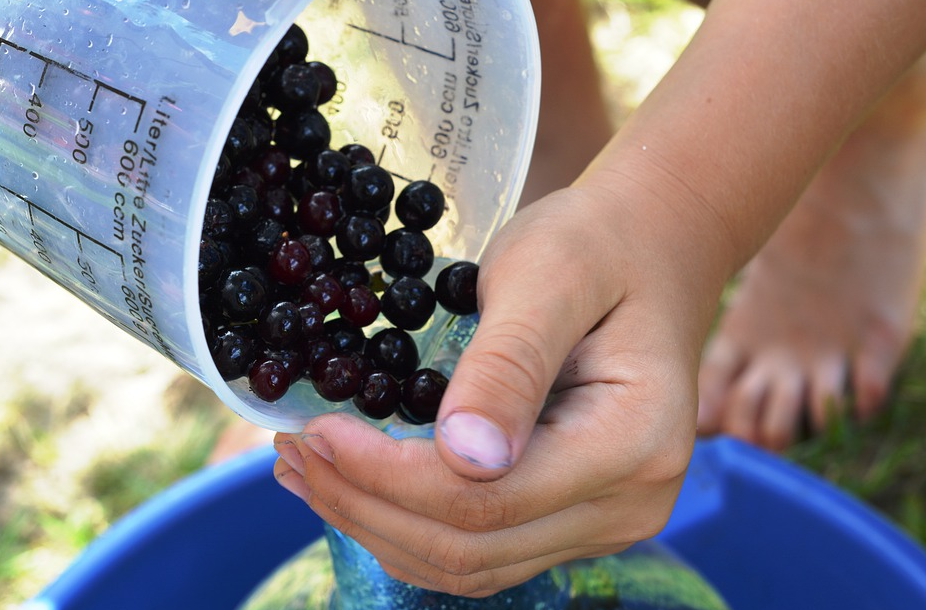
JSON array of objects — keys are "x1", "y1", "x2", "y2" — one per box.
[{"x1": 698, "y1": 57, "x2": 926, "y2": 450}]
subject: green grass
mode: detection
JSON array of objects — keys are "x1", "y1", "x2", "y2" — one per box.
[{"x1": 787, "y1": 327, "x2": 926, "y2": 546}]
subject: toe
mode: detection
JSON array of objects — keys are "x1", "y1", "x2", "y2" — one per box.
[
  {"x1": 758, "y1": 369, "x2": 804, "y2": 452},
  {"x1": 720, "y1": 362, "x2": 769, "y2": 445},
  {"x1": 697, "y1": 336, "x2": 745, "y2": 435}
]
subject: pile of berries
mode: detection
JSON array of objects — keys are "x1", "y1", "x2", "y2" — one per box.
[{"x1": 198, "y1": 24, "x2": 479, "y2": 425}]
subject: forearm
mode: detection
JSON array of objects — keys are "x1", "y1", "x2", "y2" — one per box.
[{"x1": 581, "y1": 0, "x2": 926, "y2": 295}]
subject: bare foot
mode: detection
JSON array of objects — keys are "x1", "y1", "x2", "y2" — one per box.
[{"x1": 698, "y1": 63, "x2": 926, "y2": 451}]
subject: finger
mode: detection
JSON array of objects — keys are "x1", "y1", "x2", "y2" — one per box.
[
  {"x1": 374, "y1": 541, "x2": 624, "y2": 599},
  {"x1": 434, "y1": 205, "x2": 621, "y2": 481},
  {"x1": 273, "y1": 457, "x2": 313, "y2": 504},
  {"x1": 295, "y1": 387, "x2": 639, "y2": 535}
]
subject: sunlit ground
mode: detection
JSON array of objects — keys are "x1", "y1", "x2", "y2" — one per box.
[{"x1": 2, "y1": 2, "x2": 925, "y2": 608}]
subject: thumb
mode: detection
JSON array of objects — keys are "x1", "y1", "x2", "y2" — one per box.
[{"x1": 434, "y1": 209, "x2": 610, "y2": 481}]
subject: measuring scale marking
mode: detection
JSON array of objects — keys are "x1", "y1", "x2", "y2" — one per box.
[{"x1": 0, "y1": 32, "x2": 173, "y2": 356}]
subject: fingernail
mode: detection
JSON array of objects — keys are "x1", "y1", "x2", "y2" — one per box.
[
  {"x1": 440, "y1": 411, "x2": 512, "y2": 469},
  {"x1": 301, "y1": 433, "x2": 334, "y2": 463},
  {"x1": 273, "y1": 440, "x2": 305, "y2": 476}
]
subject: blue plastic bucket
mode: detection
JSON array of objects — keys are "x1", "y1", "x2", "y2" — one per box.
[{"x1": 26, "y1": 437, "x2": 926, "y2": 610}]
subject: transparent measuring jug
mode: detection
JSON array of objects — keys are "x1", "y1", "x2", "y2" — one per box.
[{"x1": 0, "y1": 0, "x2": 540, "y2": 432}]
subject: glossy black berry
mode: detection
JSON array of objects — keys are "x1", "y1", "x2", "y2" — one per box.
[
  {"x1": 203, "y1": 197, "x2": 235, "y2": 240},
  {"x1": 219, "y1": 268, "x2": 268, "y2": 322},
  {"x1": 274, "y1": 24, "x2": 310, "y2": 67},
  {"x1": 242, "y1": 218, "x2": 285, "y2": 264},
  {"x1": 268, "y1": 238, "x2": 312, "y2": 285},
  {"x1": 298, "y1": 301, "x2": 325, "y2": 338},
  {"x1": 268, "y1": 62, "x2": 321, "y2": 112},
  {"x1": 249, "y1": 358, "x2": 291, "y2": 402},
  {"x1": 324, "y1": 318, "x2": 367, "y2": 354},
  {"x1": 346, "y1": 164, "x2": 395, "y2": 213},
  {"x1": 435, "y1": 261, "x2": 479, "y2": 315},
  {"x1": 210, "y1": 326, "x2": 258, "y2": 380},
  {"x1": 381, "y1": 276, "x2": 436, "y2": 330},
  {"x1": 244, "y1": 110, "x2": 274, "y2": 153},
  {"x1": 380, "y1": 228, "x2": 434, "y2": 278},
  {"x1": 365, "y1": 327, "x2": 419, "y2": 380},
  {"x1": 313, "y1": 149, "x2": 351, "y2": 188},
  {"x1": 313, "y1": 355, "x2": 362, "y2": 402},
  {"x1": 223, "y1": 116, "x2": 257, "y2": 165},
  {"x1": 339, "y1": 143, "x2": 376, "y2": 166},
  {"x1": 275, "y1": 108, "x2": 332, "y2": 160},
  {"x1": 308, "y1": 60, "x2": 338, "y2": 105},
  {"x1": 296, "y1": 234, "x2": 335, "y2": 273},
  {"x1": 398, "y1": 368, "x2": 448, "y2": 424},
  {"x1": 198, "y1": 236, "x2": 225, "y2": 287},
  {"x1": 331, "y1": 260, "x2": 371, "y2": 289},
  {"x1": 395, "y1": 180, "x2": 445, "y2": 230},
  {"x1": 336, "y1": 214, "x2": 386, "y2": 261},
  {"x1": 226, "y1": 184, "x2": 261, "y2": 230},
  {"x1": 353, "y1": 370, "x2": 400, "y2": 419},
  {"x1": 258, "y1": 301, "x2": 304, "y2": 348}
]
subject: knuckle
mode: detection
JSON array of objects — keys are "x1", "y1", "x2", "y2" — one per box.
[
  {"x1": 447, "y1": 485, "x2": 517, "y2": 532},
  {"x1": 425, "y1": 533, "x2": 487, "y2": 578},
  {"x1": 468, "y1": 321, "x2": 551, "y2": 404}
]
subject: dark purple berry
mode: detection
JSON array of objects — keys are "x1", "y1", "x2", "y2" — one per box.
[
  {"x1": 210, "y1": 326, "x2": 257, "y2": 380},
  {"x1": 346, "y1": 164, "x2": 395, "y2": 213},
  {"x1": 258, "y1": 301, "x2": 304, "y2": 348},
  {"x1": 381, "y1": 276, "x2": 436, "y2": 330},
  {"x1": 301, "y1": 273, "x2": 345, "y2": 315},
  {"x1": 324, "y1": 318, "x2": 367, "y2": 354},
  {"x1": 331, "y1": 260, "x2": 371, "y2": 289},
  {"x1": 259, "y1": 347, "x2": 305, "y2": 384},
  {"x1": 339, "y1": 284, "x2": 381, "y2": 327},
  {"x1": 296, "y1": 234, "x2": 335, "y2": 273},
  {"x1": 398, "y1": 369, "x2": 448, "y2": 424},
  {"x1": 268, "y1": 238, "x2": 313, "y2": 285},
  {"x1": 241, "y1": 79, "x2": 263, "y2": 113},
  {"x1": 219, "y1": 268, "x2": 268, "y2": 322},
  {"x1": 251, "y1": 146, "x2": 292, "y2": 187},
  {"x1": 297, "y1": 190, "x2": 342, "y2": 238},
  {"x1": 339, "y1": 143, "x2": 376, "y2": 166},
  {"x1": 213, "y1": 153, "x2": 232, "y2": 192},
  {"x1": 244, "y1": 110, "x2": 274, "y2": 152},
  {"x1": 313, "y1": 355, "x2": 362, "y2": 402},
  {"x1": 232, "y1": 165, "x2": 265, "y2": 193},
  {"x1": 249, "y1": 358, "x2": 291, "y2": 402},
  {"x1": 365, "y1": 328, "x2": 419, "y2": 379},
  {"x1": 308, "y1": 61, "x2": 338, "y2": 105},
  {"x1": 354, "y1": 370, "x2": 400, "y2": 419},
  {"x1": 380, "y1": 228, "x2": 434, "y2": 278},
  {"x1": 304, "y1": 338, "x2": 337, "y2": 381},
  {"x1": 435, "y1": 261, "x2": 479, "y2": 315},
  {"x1": 336, "y1": 214, "x2": 386, "y2": 261},
  {"x1": 395, "y1": 180, "x2": 445, "y2": 230},
  {"x1": 261, "y1": 185, "x2": 297, "y2": 225},
  {"x1": 275, "y1": 109, "x2": 332, "y2": 160}
]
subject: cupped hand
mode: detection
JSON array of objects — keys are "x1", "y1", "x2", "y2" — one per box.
[{"x1": 274, "y1": 183, "x2": 717, "y2": 598}]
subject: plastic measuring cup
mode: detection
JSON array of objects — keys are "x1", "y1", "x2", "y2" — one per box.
[{"x1": 0, "y1": 0, "x2": 540, "y2": 432}]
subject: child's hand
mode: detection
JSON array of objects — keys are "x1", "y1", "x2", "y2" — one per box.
[{"x1": 273, "y1": 182, "x2": 723, "y2": 597}]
